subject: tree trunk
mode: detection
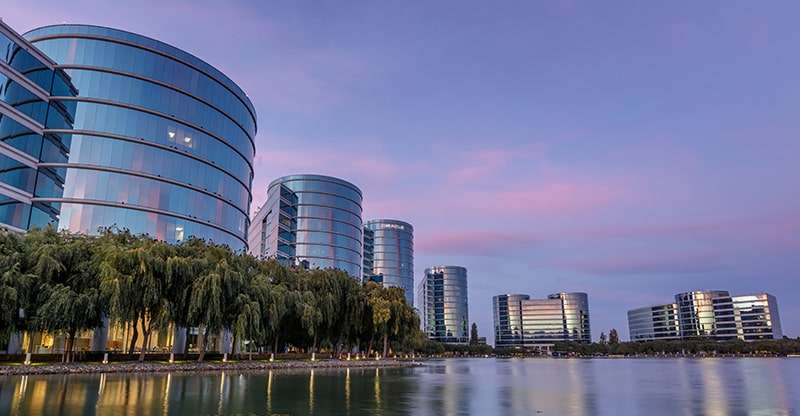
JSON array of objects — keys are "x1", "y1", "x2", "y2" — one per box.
[
  {"x1": 367, "y1": 334, "x2": 374, "y2": 357},
  {"x1": 139, "y1": 324, "x2": 151, "y2": 363},
  {"x1": 382, "y1": 333, "x2": 389, "y2": 358},
  {"x1": 273, "y1": 335, "x2": 280, "y2": 354},
  {"x1": 128, "y1": 319, "x2": 139, "y2": 355},
  {"x1": 312, "y1": 334, "x2": 318, "y2": 354},
  {"x1": 26, "y1": 331, "x2": 35, "y2": 354},
  {"x1": 183, "y1": 327, "x2": 190, "y2": 355},
  {"x1": 231, "y1": 332, "x2": 238, "y2": 358},
  {"x1": 197, "y1": 325, "x2": 206, "y2": 362},
  {"x1": 65, "y1": 329, "x2": 76, "y2": 363}
]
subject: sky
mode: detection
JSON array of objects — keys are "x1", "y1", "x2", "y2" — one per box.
[{"x1": 5, "y1": 1, "x2": 800, "y2": 342}]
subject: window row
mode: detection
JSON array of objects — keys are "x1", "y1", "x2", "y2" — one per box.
[
  {"x1": 295, "y1": 205, "x2": 361, "y2": 228},
  {"x1": 0, "y1": 194, "x2": 30, "y2": 229},
  {"x1": 50, "y1": 100, "x2": 253, "y2": 186},
  {"x1": 296, "y1": 217, "x2": 362, "y2": 240},
  {"x1": 35, "y1": 201, "x2": 245, "y2": 251},
  {"x1": 281, "y1": 178, "x2": 362, "y2": 205},
  {"x1": 64, "y1": 68, "x2": 254, "y2": 151},
  {"x1": 39, "y1": 133, "x2": 250, "y2": 209},
  {"x1": 295, "y1": 243, "x2": 361, "y2": 265},
  {"x1": 45, "y1": 167, "x2": 248, "y2": 236},
  {"x1": 295, "y1": 230, "x2": 361, "y2": 252},
  {"x1": 31, "y1": 36, "x2": 256, "y2": 136}
]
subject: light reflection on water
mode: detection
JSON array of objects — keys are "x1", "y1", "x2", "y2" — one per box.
[{"x1": 1, "y1": 358, "x2": 798, "y2": 415}]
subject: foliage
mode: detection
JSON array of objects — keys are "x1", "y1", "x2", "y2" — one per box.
[
  {"x1": 470, "y1": 322, "x2": 479, "y2": 345},
  {"x1": 608, "y1": 328, "x2": 620, "y2": 345},
  {"x1": 0, "y1": 228, "x2": 425, "y2": 361}
]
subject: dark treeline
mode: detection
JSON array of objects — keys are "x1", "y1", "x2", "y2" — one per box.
[
  {"x1": 552, "y1": 339, "x2": 800, "y2": 357},
  {"x1": 0, "y1": 228, "x2": 424, "y2": 362}
]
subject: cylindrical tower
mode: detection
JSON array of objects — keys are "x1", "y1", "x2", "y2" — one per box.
[
  {"x1": 549, "y1": 292, "x2": 591, "y2": 343},
  {"x1": 263, "y1": 174, "x2": 363, "y2": 279},
  {"x1": 421, "y1": 265, "x2": 469, "y2": 343},
  {"x1": 364, "y1": 219, "x2": 414, "y2": 304},
  {"x1": 23, "y1": 24, "x2": 256, "y2": 251}
]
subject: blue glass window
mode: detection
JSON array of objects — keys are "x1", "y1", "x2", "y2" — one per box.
[
  {"x1": 0, "y1": 152, "x2": 36, "y2": 192},
  {"x1": 49, "y1": 100, "x2": 252, "y2": 184}
]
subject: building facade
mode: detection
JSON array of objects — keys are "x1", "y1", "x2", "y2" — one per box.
[
  {"x1": 627, "y1": 290, "x2": 782, "y2": 342},
  {"x1": 493, "y1": 292, "x2": 591, "y2": 348},
  {"x1": 2, "y1": 21, "x2": 255, "y2": 354},
  {"x1": 13, "y1": 24, "x2": 256, "y2": 251},
  {"x1": 248, "y1": 174, "x2": 363, "y2": 279},
  {"x1": 419, "y1": 266, "x2": 469, "y2": 343},
  {"x1": 627, "y1": 303, "x2": 680, "y2": 341},
  {"x1": 1, "y1": 21, "x2": 76, "y2": 233},
  {"x1": 364, "y1": 219, "x2": 414, "y2": 304}
]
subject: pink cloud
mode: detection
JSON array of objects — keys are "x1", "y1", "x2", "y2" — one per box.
[
  {"x1": 563, "y1": 250, "x2": 728, "y2": 276},
  {"x1": 415, "y1": 230, "x2": 539, "y2": 256},
  {"x1": 445, "y1": 144, "x2": 547, "y2": 185}
]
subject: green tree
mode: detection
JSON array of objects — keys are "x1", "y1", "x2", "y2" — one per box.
[
  {"x1": 187, "y1": 244, "x2": 233, "y2": 362},
  {"x1": 609, "y1": 328, "x2": 620, "y2": 345},
  {"x1": 33, "y1": 230, "x2": 105, "y2": 362},
  {"x1": 599, "y1": 332, "x2": 607, "y2": 344},
  {"x1": 470, "y1": 322, "x2": 479, "y2": 345},
  {"x1": 99, "y1": 234, "x2": 172, "y2": 361}
]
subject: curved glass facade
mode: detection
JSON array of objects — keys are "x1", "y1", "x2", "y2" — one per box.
[
  {"x1": 364, "y1": 219, "x2": 414, "y2": 305},
  {"x1": 248, "y1": 174, "x2": 363, "y2": 279},
  {"x1": 420, "y1": 266, "x2": 469, "y2": 343},
  {"x1": 17, "y1": 24, "x2": 255, "y2": 250},
  {"x1": 1, "y1": 20, "x2": 73, "y2": 233}
]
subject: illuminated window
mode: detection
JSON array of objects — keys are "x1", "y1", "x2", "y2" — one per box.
[{"x1": 175, "y1": 225, "x2": 185, "y2": 241}]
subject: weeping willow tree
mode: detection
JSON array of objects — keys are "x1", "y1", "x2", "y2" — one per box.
[
  {"x1": 100, "y1": 232, "x2": 173, "y2": 361},
  {"x1": 31, "y1": 229, "x2": 105, "y2": 362},
  {"x1": 1, "y1": 228, "x2": 426, "y2": 361}
]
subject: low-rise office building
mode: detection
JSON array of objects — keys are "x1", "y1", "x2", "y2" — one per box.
[
  {"x1": 493, "y1": 292, "x2": 591, "y2": 349},
  {"x1": 627, "y1": 290, "x2": 782, "y2": 342}
]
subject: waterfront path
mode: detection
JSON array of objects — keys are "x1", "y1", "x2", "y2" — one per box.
[{"x1": 0, "y1": 358, "x2": 422, "y2": 376}]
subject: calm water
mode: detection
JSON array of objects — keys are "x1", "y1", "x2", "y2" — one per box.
[{"x1": 1, "y1": 358, "x2": 799, "y2": 415}]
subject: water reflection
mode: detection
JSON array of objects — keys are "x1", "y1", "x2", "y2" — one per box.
[{"x1": 0, "y1": 359, "x2": 798, "y2": 415}]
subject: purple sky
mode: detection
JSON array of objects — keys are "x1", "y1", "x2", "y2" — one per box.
[{"x1": 6, "y1": 1, "x2": 800, "y2": 342}]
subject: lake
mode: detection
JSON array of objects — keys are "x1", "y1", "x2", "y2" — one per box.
[{"x1": 1, "y1": 358, "x2": 799, "y2": 415}]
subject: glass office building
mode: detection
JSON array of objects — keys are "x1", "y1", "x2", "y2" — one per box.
[
  {"x1": 18, "y1": 24, "x2": 257, "y2": 251},
  {"x1": 493, "y1": 294, "x2": 530, "y2": 348},
  {"x1": 249, "y1": 174, "x2": 363, "y2": 279},
  {"x1": 493, "y1": 292, "x2": 591, "y2": 348},
  {"x1": 419, "y1": 266, "x2": 469, "y2": 343},
  {"x1": 627, "y1": 303, "x2": 680, "y2": 341},
  {"x1": 627, "y1": 290, "x2": 782, "y2": 341},
  {"x1": 2, "y1": 21, "x2": 255, "y2": 354},
  {"x1": 0, "y1": 21, "x2": 76, "y2": 233},
  {"x1": 364, "y1": 219, "x2": 414, "y2": 304}
]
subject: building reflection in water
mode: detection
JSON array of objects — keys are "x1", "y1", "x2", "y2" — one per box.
[{"x1": 0, "y1": 359, "x2": 796, "y2": 415}]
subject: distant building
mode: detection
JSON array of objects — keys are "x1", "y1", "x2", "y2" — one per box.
[
  {"x1": 248, "y1": 174, "x2": 363, "y2": 279},
  {"x1": 627, "y1": 303, "x2": 680, "y2": 341},
  {"x1": 362, "y1": 226, "x2": 375, "y2": 279},
  {"x1": 627, "y1": 291, "x2": 782, "y2": 342},
  {"x1": 493, "y1": 292, "x2": 591, "y2": 348},
  {"x1": 419, "y1": 266, "x2": 469, "y2": 343},
  {"x1": 364, "y1": 219, "x2": 414, "y2": 304}
]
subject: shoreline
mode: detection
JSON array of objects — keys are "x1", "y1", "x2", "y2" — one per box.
[{"x1": 0, "y1": 359, "x2": 423, "y2": 377}]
